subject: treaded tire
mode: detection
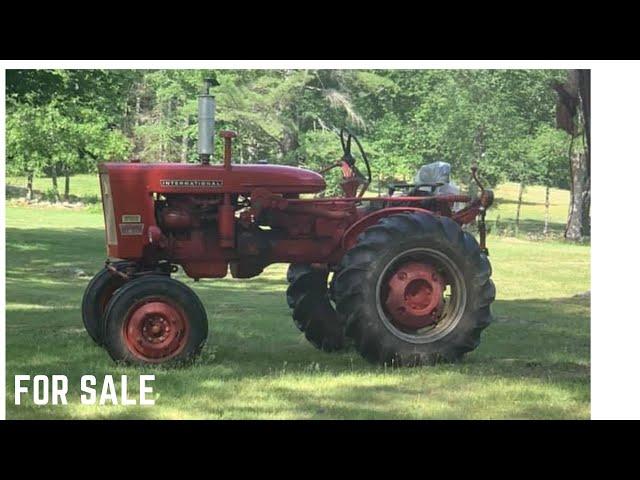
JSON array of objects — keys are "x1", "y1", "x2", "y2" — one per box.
[
  {"x1": 103, "y1": 276, "x2": 208, "y2": 366},
  {"x1": 81, "y1": 262, "x2": 129, "y2": 345},
  {"x1": 334, "y1": 212, "x2": 495, "y2": 367},
  {"x1": 286, "y1": 264, "x2": 346, "y2": 352}
]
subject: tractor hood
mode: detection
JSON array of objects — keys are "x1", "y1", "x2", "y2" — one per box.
[{"x1": 99, "y1": 162, "x2": 326, "y2": 195}]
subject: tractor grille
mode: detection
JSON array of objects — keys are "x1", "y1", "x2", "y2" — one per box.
[{"x1": 99, "y1": 173, "x2": 118, "y2": 246}]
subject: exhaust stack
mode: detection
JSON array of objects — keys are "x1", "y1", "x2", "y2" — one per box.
[{"x1": 198, "y1": 78, "x2": 216, "y2": 165}]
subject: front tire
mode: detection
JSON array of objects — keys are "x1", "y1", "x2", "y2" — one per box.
[
  {"x1": 81, "y1": 262, "x2": 129, "y2": 344},
  {"x1": 334, "y1": 212, "x2": 495, "y2": 367},
  {"x1": 103, "y1": 276, "x2": 208, "y2": 366}
]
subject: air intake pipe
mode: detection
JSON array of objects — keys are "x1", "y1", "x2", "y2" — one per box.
[{"x1": 198, "y1": 77, "x2": 216, "y2": 165}]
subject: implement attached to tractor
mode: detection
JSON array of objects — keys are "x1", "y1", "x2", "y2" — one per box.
[{"x1": 82, "y1": 79, "x2": 495, "y2": 367}]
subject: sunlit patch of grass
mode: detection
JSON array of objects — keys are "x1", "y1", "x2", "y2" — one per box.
[
  {"x1": 6, "y1": 173, "x2": 100, "y2": 203},
  {"x1": 484, "y1": 183, "x2": 572, "y2": 238}
]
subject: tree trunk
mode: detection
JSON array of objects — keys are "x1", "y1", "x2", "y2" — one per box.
[
  {"x1": 133, "y1": 93, "x2": 142, "y2": 157},
  {"x1": 280, "y1": 130, "x2": 300, "y2": 165},
  {"x1": 581, "y1": 175, "x2": 591, "y2": 237},
  {"x1": 51, "y1": 165, "x2": 60, "y2": 203},
  {"x1": 515, "y1": 182, "x2": 525, "y2": 236},
  {"x1": 578, "y1": 71, "x2": 591, "y2": 238},
  {"x1": 26, "y1": 171, "x2": 33, "y2": 201},
  {"x1": 579, "y1": 70, "x2": 591, "y2": 158},
  {"x1": 181, "y1": 115, "x2": 189, "y2": 163},
  {"x1": 543, "y1": 185, "x2": 550, "y2": 236},
  {"x1": 554, "y1": 69, "x2": 591, "y2": 242},
  {"x1": 247, "y1": 143, "x2": 257, "y2": 163},
  {"x1": 64, "y1": 169, "x2": 70, "y2": 202},
  {"x1": 565, "y1": 151, "x2": 589, "y2": 241},
  {"x1": 135, "y1": 94, "x2": 141, "y2": 127}
]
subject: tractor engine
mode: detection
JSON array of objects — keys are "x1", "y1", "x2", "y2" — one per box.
[
  {"x1": 157, "y1": 195, "x2": 221, "y2": 232},
  {"x1": 155, "y1": 193, "x2": 270, "y2": 279},
  {"x1": 153, "y1": 190, "x2": 358, "y2": 279}
]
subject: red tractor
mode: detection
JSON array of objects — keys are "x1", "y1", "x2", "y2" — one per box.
[{"x1": 82, "y1": 79, "x2": 495, "y2": 367}]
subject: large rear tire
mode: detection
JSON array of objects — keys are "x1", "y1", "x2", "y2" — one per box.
[
  {"x1": 286, "y1": 264, "x2": 346, "y2": 352},
  {"x1": 103, "y1": 276, "x2": 208, "y2": 366},
  {"x1": 334, "y1": 212, "x2": 495, "y2": 367}
]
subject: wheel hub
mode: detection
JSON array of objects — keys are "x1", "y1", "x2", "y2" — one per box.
[
  {"x1": 124, "y1": 300, "x2": 188, "y2": 360},
  {"x1": 142, "y1": 315, "x2": 170, "y2": 343},
  {"x1": 384, "y1": 261, "x2": 445, "y2": 329}
]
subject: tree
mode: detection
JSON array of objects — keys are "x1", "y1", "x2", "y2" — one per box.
[
  {"x1": 553, "y1": 69, "x2": 591, "y2": 241},
  {"x1": 6, "y1": 70, "x2": 133, "y2": 201},
  {"x1": 6, "y1": 103, "x2": 50, "y2": 200},
  {"x1": 6, "y1": 68, "x2": 574, "y2": 218},
  {"x1": 367, "y1": 70, "x2": 565, "y2": 192},
  {"x1": 134, "y1": 70, "x2": 216, "y2": 163}
]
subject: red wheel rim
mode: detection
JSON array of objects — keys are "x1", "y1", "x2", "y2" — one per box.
[
  {"x1": 382, "y1": 261, "x2": 445, "y2": 330},
  {"x1": 123, "y1": 297, "x2": 189, "y2": 362}
]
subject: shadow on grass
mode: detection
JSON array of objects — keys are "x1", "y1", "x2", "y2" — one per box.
[
  {"x1": 6, "y1": 185, "x2": 100, "y2": 204},
  {"x1": 486, "y1": 219, "x2": 568, "y2": 238},
  {"x1": 6, "y1": 224, "x2": 590, "y2": 419},
  {"x1": 493, "y1": 198, "x2": 563, "y2": 207}
]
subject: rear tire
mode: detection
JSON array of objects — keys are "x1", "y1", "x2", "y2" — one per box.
[
  {"x1": 286, "y1": 264, "x2": 346, "y2": 352},
  {"x1": 334, "y1": 212, "x2": 495, "y2": 367},
  {"x1": 103, "y1": 276, "x2": 208, "y2": 366},
  {"x1": 81, "y1": 262, "x2": 129, "y2": 344}
]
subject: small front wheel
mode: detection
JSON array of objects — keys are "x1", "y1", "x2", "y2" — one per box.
[
  {"x1": 103, "y1": 276, "x2": 208, "y2": 366},
  {"x1": 81, "y1": 262, "x2": 129, "y2": 344}
]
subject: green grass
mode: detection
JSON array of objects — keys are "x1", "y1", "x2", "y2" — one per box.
[
  {"x1": 6, "y1": 173, "x2": 100, "y2": 203},
  {"x1": 485, "y1": 183, "x2": 570, "y2": 238},
  {"x1": 5, "y1": 182, "x2": 590, "y2": 419}
]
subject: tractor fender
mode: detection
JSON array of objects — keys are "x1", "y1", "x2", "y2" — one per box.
[{"x1": 341, "y1": 206, "x2": 434, "y2": 251}]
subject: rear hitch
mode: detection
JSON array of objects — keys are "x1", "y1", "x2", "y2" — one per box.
[
  {"x1": 477, "y1": 209, "x2": 489, "y2": 256},
  {"x1": 471, "y1": 165, "x2": 492, "y2": 256}
]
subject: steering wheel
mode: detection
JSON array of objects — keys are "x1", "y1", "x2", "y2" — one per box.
[{"x1": 339, "y1": 128, "x2": 372, "y2": 195}]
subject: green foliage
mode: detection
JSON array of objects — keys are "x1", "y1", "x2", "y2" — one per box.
[
  {"x1": 6, "y1": 68, "x2": 571, "y2": 197},
  {"x1": 6, "y1": 70, "x2": 133, "y2": 187},
  {"x1": 524, "y1": 125, "x2": 572, "y2": 189},
  {"x1": 363, "y1": 69, "x2": 568, "y2": 188},
  {"x1": 299, "y1": 130, "x2": 345, "y2": 195}
]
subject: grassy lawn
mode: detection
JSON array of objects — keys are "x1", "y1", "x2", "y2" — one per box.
[
  {"x1": 6, "y1": 173, "x2": 101, "y2": 204},
  {"x1": 485, "y1": 183, "x2": 570, "y2": 238},
  {"x1": 5, "y1": 179, "x2": 590, "y2": 419}
]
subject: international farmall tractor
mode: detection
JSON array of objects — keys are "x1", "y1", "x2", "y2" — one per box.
[{"x1": 82, "y1": 79, "x2": 496, "y2": 367}]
